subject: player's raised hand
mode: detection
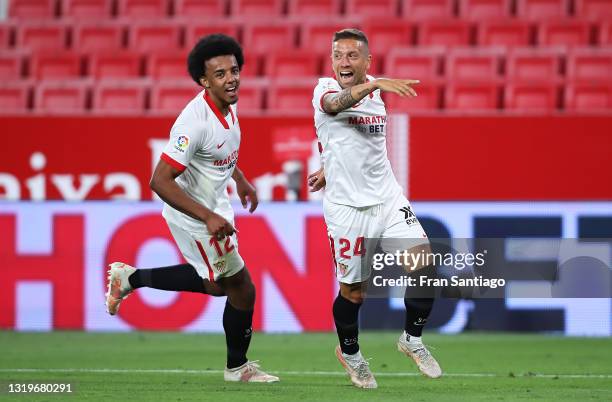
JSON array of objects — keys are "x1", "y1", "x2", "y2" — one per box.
[
  {"x1": 204, "y1": 211, "x2": 236, "y2": 239},
  {"x1": 374, "y1": 78, "x2": 419, "y2": 97},
  {"x1": 308, "y1": 167, "x2": 326, "y2": 192},
  {"x1": 236, "y1": 177, "x2": 259, "y2": 213}
]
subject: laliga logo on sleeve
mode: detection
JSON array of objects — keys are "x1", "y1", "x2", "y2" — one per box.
[{"x1": 174, "y1": 135, "x2": 190, "y2": 153}]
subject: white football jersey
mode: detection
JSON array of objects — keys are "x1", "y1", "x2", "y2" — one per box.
[
  {"x1": 313, "y1": 76, "x2": 402, "y2": 207},
  {"x1": 161, "y1": 90, "x2": 240, "y2": 234}
]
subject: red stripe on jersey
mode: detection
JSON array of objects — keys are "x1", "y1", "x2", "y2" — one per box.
[
  {"x1": 318, "y1": 141, "x2": 323, "y2": 154},
  {"x1": 320, "y1": 90, "x2": 338, "y2": 113},
  {"x1": 161, "y1": 153, "x2": 186, "y2": 173},
  {"x1": 228, "y1": 105, "x2": 235, "y2": 124},
  {"x1": 204, "y1": 91, "x2": 230, "y2": 130},
  {"x1": 195, "y1": 240, "x2": 215, "y2": 282}
]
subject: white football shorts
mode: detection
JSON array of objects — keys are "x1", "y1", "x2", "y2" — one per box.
[
  {"x1": 167, "y1": 222, "x2": 245, "y2": 282},
  {"x1": 324, "y1": 192, "x2": 429, "y2": 284}
]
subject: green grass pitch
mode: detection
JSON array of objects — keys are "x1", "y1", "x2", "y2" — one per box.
[{"x1": 1, "y1": 331, "x2": 611, "y2": 401}]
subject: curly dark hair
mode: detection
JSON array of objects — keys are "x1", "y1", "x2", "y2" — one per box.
[{"x1": 187, "y1": 34, "x2": 244, "y2": 86}]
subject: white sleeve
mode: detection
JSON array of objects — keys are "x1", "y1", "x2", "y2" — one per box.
[
  {"x1": 160, "y1": 123, "x2": 206, "y2": 172},
  {"x1": 312, "y1": 78, "x2": 341, "y2": 113}
]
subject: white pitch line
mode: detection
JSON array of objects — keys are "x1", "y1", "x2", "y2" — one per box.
[{"x1": 0, "y1": 368, "x2": 611, "y2": 379}]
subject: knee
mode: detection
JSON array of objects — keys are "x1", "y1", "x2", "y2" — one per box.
[{"x1": 340, "y1": 286, "x2": 365, "y2": 305}]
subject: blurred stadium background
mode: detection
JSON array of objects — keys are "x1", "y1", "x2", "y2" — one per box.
[{"x1": 0, "y1": 1, "x2": 611, "y2": 397}]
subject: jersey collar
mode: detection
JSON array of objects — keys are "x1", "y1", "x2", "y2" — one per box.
[{"x1": 204, "y1": 91, "x2": 235, "y2": 130}]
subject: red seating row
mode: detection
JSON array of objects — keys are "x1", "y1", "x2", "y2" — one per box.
[
  {"x1": 1, "y1": 79, "x2": 610, "y2": 114},
  {"x1": 2, "y1": 19, "x2": 611, "y2": 53},
  {"x1": 8, "y1": 0, "x2": 612, "y2": 21},
  {"x1": 2, "y1": 47, "x2": 610, "y2": 82}
]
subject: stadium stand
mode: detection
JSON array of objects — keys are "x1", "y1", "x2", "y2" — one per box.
[{"x1": 1, "y1": 0, "x2": 610, "y2": 114}]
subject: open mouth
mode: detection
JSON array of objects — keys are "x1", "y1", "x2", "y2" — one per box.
[
  {"x1": 225, "y1": 85, "x2": 238, "y2": 96},
  {"x1": 339, "y1": 71, "x2": 354, "y2": 80}
]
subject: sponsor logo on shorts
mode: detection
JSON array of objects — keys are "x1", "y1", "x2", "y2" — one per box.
[
  {"x1": 338, "y1": 263, "x2": 349, "y2": 276},
  {"x1": 174, "y1": 135, "x2": 189, "y2": 153},
  {"x1": 399, "y1": 206, "x2": 419, "y2": 226}
]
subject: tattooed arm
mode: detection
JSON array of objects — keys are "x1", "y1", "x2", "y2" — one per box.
[{"x1": 321, "y1": 78, "x2": 420, "y2": 114}]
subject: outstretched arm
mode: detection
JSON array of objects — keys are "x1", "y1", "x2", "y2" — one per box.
[{"x1": 322, "y1": 78, "x2": 420, "y2": 114}]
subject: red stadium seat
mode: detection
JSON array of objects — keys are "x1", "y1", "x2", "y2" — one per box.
[
  {"x1": 235, "y1": 78, "x2": 267, "y2": 112},
  {"x1": 385, "y1": 82, "x2": 442, "y2": 111},
  {"x1": 117, "y1": 0, "x2": 170, "y2": 19},
  {"x1": 300, "y1": 19, "x2": 364, "y2": 55},
  {"x1": 504, "y1": 83, "x2": 558, "y2": 111},
  {"x1": 30, "y1": 52, "x2": 82, "y2": 80},
  {"x1": 9, "y1": 0, "x2": 56, "y2": 19},
  {"x1": 506, "y1": 48, "x2": 562, "y2": 81},
  {"x1": 418, "y1": 21, "x2": 472, "y2": 47},
  {"x1": 128, "y1": 22, "x2": 182, "y2": 52},
  {"x1": 229, "y1": 0, "x2": 283, "y2": 16},
  {"x1": 346, "y1": 0, "x2": 398, "y2": 18},
  {"x1": 516, "y1": 0, "x2": 569, "y2": 20},
  {"x1": 263, "y1": 52, "x2": 320, "y2": 78},
  {"x1": 445, "y1": 48, "x2": 502, "y2": 81},
  {"x1": 445, "y1": 82, "x2": 500, "y2": 110},
  {"x1": 92, "y1": 80, "x2": 148, "y2": 114},
  {"x1": 0, "y1": 51, "x2": 25, "y2": 80},
  {"x1": 0, "y1": 25, "x2": 12, "y2": 49},
  {"x1": 61, "y1": 0, "x2": 113, "y2": 20},
  {"x1": 150, "y1": 81, "x2": 201, "y2": 114},
  {"x1": 476, "y1": 20, "x2": 532, "y2": 48},
  {"x1": 173, "y1": 0, "x2": 226, "y2": 18},
  {"x1": 565, "y1": 83, "x2": 612, "y2": 111},
  {"x1": 362, "y1": 19, "x2": 414, "y2": 56},
  {"x1": 73, "y1": 23, "x2": 125, "y2": 53},
  {"x1": 242, "y1": 22, "x2": 297, "y2": 55},
  {"x1": 88, "y1": 52, "x2": 142, "y2": 79},
  {"x1": 458, "y1": 0, "x2": 511, "y2": 20},
  {"x1": 574, "y1": 0, "x2": 612, "y2": 21},
  {"x1": 145, "y1": 51, "x2": 188, "y2": 80},
  {"x1": 384, "y1": 47, "x2": 443, "y2": 79},
  {"x1": 240, "y1": 52, "x2": 259, "y2": 78},
  {"x1": 16, "y1": 23, "x2": 69, "y2": 52},
  {"x1": 0, "y1": 83, "x2": 30, "y2": 114},
  {"x1": 400, "y1": 0, "x2": 454, "y2": 20},
  {"x1": 287, "y1": 0, "x2": 341, "y2": 17},
  {"x1": 566, "y1": 48, "x2": 612, "y2": 82},
  {"x1": 268, "y1": 79, "x2": 317, "y2": 113},
  {"x1": 537, "y1": 20, "x2": 592, "y2": 47},
  {"x1": 184, "y1": 22, "x2": 240, "y2": 47},
  {"x1": 597, "y1": 22, "x2": 612, "y2": 46},
  {"x1": 34, "y1": 81, "x2": 89, "y2": 114}
]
